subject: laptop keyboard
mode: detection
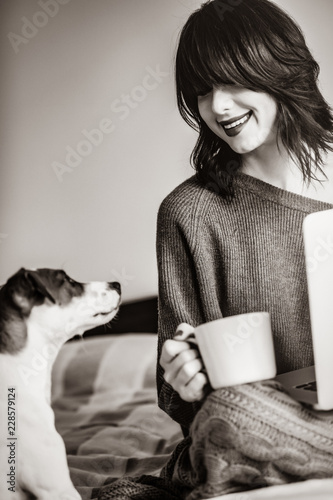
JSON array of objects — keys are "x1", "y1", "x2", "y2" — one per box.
[{"x1": 295, "y1": 381, "x2": 317, "y2": 391}]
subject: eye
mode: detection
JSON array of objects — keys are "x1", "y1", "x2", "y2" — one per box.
[{"x1": 66, "y1": 276, "x2": 76, "y2": 286}]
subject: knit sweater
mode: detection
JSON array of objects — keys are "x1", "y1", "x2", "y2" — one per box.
[{"x1": 156, "y1": 173, "x2": 333, "y2": 430}]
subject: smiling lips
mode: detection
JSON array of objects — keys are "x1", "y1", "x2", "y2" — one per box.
[{"x1": 219, "y1": 111, "x2": 252, "y2": 137}]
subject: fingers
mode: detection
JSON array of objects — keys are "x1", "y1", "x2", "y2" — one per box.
[
  {"x1": 178, "y1": 371, "x2": 208, "y2": 402},
  {"x1": 173, "y1": 356, "x2": 204, "y2": 389},
  {"x1": 160, "y1": 338, "x2": 190, "y2": 365},
  {"x1": 160, "y1": 328, "x2": 209, "y2": 402},
  {"x1": 162, "y1": 345, "x2": 201, "y2": 383},
  {"x1": 176, "y1": 323, "x2": 194, "y2": 335},
  {"x1": 168, "y1": 352, "x2": 208, "y2": 402},
  {"x1": 174, "y1": 322, "x2": 195, "y2": 341}
]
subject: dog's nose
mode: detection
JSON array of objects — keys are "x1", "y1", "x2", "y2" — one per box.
[{"x1": 108, "y1": 281, "x2": 121, "y2": 293}]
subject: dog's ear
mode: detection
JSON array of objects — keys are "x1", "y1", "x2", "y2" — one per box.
[{"x1": 24, "y1": 269, "x2": 56, "y2": 304}]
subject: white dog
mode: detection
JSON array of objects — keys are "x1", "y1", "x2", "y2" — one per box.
[{"x1": 0, "y1": 268, "x2": 121, "y2": 500}]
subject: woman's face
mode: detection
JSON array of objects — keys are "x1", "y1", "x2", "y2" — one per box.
[{"x1": 197, "y1": 85, "x2": 278, "y2": 155}]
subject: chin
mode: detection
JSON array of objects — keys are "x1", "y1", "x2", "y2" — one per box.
[{"x1": 228, "y1": 139, "x2": 261, "y2": 155}]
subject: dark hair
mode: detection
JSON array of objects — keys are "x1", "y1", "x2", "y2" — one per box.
[{"x1": 176, "y1": 0, "x2": 333, "y2": 198}]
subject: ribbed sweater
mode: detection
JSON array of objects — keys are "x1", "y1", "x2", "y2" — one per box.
[{"x1": 156, "y1": 173, "x2": 333, "y2": 430}]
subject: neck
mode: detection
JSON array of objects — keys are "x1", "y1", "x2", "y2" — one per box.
[
  {"x1": 240, "y1": 140, "x2": 306, "y2": 191},
  {"x1": 9, "y1": 325, "x2": 63, "y2": 403}
]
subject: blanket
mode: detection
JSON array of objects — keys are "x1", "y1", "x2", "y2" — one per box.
[
  {"x1": 52, "y1": 335, "x2": 333, "y2": 500},
  {"x1": 51, "y1": 335, "x2": 183, "y2": 500},
  {"x1": 98, "y1": 380, "x2": 333, "y2": 500}
]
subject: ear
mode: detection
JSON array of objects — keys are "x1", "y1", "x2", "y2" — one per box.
[{"x1": 24, "y1": 270, "x2": 56, "y2": 304}]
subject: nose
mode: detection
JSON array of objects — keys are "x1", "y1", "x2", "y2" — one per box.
[
  {"x1": 210, "y1": 87, "x2": 234, "y2": 115},
  {"x1": 108, "y1": 281, "x2": 121, "y2": 294}
]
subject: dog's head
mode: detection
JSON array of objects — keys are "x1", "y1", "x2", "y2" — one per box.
[{"x1": 0, "y1": 268, "x2": 121, "y2": 354}]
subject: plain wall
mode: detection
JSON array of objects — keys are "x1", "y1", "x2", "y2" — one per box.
[{"x1": 1, "y1": 0, "x2": 332, "y2": 302}]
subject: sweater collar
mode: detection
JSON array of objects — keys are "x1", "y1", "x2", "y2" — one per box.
[{"x1": 234, "y1": 172, "x2": 333, "y2": 213}]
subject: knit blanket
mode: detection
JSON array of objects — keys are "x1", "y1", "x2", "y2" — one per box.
[{"x1": 98, "y1": 380, "x2": 333, "y2": 500}]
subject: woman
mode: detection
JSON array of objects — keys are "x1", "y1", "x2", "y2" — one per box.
[
  {"x1": 157, "y1": 0, "x2": 333, "y2": 434},
  {"x1": 96, "y1": 2, "x2": 333, "y2": 497}
]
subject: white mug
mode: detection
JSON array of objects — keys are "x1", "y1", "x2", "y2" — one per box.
[{"x1": 177, "y1": 312, "x2": 276, "y2": 389}]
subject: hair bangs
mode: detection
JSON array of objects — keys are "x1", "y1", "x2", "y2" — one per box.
[
  {"x1": 175, "y1": 17, "x2": 243, "y2": 129},
  {"x1": 176, "y1": 5, "x2": 275, "y2": 129}
]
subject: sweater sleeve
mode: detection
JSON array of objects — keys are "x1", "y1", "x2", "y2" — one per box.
[{"x1": 156, "y1": 193, "x2": 206, "y2": 430}]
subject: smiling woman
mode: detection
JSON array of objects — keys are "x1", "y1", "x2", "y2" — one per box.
[
  {"x1": 0, "y1": 0, "x2": 332, "y2": 302},
  {"x1": 156, "y1": 0, "x2": 333, "y2": 494},
  {"x1": 1, "y1": 1, "x2": 333, "y2": 499}
]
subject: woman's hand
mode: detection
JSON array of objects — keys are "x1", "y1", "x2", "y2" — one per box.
[{"x1": 160, "y1": 323, "x2": 208, "y2": 402}]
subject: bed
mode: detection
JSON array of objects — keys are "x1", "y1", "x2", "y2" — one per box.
[{"x1": 51, "y1": 297, "x2": 333, "y2": 500}]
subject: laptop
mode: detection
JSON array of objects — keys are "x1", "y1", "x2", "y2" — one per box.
[{"x1": 276, "y1": 208, "x2": 333, "y2": 411}]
